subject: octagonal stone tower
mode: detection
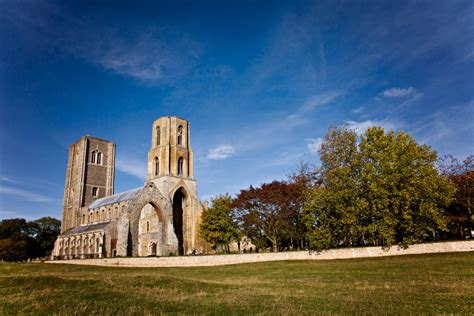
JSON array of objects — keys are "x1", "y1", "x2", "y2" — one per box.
[
  {"x1": 147, "y1": 116, "x2": 193, "y2": 180},
  {"x1": 147, "y1": 116, "x2": 202, "y2": 255}
]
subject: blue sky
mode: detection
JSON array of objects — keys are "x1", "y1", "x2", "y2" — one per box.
[{"x1": 0, "y1": 0, "x2": 473, "y2": 220}]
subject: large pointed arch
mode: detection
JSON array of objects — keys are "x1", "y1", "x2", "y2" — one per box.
[
  {"x1": 169, "y1": 181, "x2": 193, "y2": 255},
  {"x1": 169, "y1": 180, "x2": 192, "y2": 203},
  {"x1": 116, "y1": 182, "x2": 178, "y2": 257}
]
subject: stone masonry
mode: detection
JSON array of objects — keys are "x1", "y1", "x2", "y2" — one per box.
[
  {"x1": 52, "y1": 116, "x2": 210, "y2": 259},
  {"x1": 49, "y1": 240, "x2": 474, "y2": 268}
]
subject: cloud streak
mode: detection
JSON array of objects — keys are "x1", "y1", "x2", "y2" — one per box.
[
  {"x1": 305, "y1": 138, "x2": 323, "y2": 154},
  {"x1": 86, "y1": 29, "x2": 201, "y2": 83},
  {"x1": 3, "y1": 2, "x2": 201, "y2": 84},
  {"x1": 207, "y1": 145, "x2": 236, "y2": 160},
  {"x1": 346, "y1": 119, "x2": 401, "y2": 134},
  {"x1": 300, "y1": 91, "x2": 344, "y2": 113},
  {"x1": 382, "y1": 87, "x2": 417, "y2": 98},
  {"x1": 116, "y1": 158, "x2": 147, "y2": 179},
  {"x1": 0, "y1": 186, "x2": 51, "y2": 202}
]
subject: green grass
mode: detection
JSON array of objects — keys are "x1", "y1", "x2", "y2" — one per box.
[{"x1": 1, "y1": 252, "x2": 473, "y2": 315}]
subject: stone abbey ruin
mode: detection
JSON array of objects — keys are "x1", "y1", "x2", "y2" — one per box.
[{"x1": 52, "y1": 116, "x2": 209, "y2": 259}]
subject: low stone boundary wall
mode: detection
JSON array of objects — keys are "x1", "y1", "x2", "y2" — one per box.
[{"x1": 48, "y1": 240, "x2": 474, "y2": 268}]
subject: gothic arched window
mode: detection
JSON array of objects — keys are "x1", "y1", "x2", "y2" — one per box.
[
  {"x1": 177, "y1": 157, "x2": 184, "y2": 175},
  {"x1": 156, "y1": 126, "x2": 161, "y2": 146},
  {"x1": 91, "y1": 151, "x2": 97, "y2": 163},
  {"x1": 154, "y1": 157, "x2": 159, "y2": 176},
  {"x1": 92, "y1": 187, "x2": 98, "y2": 197},
  {"x1": 177, "y1": 125, "x2": 183, "y2": 145},
  {"x1": 96, "y1": 152, "x2": 102, "y2": 164}
]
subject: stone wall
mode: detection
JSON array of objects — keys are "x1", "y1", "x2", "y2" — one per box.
[
  {"x1": 115, "y1": 182, "x2": 178, "y2": 257},
  {"x1": 48, "y1": 240, "x2": 474, "y2": 267}
]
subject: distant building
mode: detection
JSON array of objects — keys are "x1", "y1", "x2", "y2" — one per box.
[{"x1": 52, "y1": 116, "x2": 209, "y2": 259}]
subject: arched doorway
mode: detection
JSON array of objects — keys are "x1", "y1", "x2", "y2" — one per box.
[
  {"x1": 138, "y1": 202, "x2": 163, "y2": 256},
  {"x1": 150, "y1": 243, "x2": 157, "y2": 256},
  {"x1": 172, "y1": 188, "x2": 186, "y2": 255}
]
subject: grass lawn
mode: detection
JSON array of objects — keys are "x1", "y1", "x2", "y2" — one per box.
[{"x1": 1, "y1": 252, "x2": 473, "y2": 315}]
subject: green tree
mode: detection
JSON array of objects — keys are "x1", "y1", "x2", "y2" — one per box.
[
  {"x1": 0, "y1": 218, "x2": 39, "y2": 261},
  {"x1": 305, "y1": 126, "x2": 455, "y2": 250},
  {"x1": 287, "y1": 162, "x2": 319, "y2": 250},
  {"x1": 305, "y1": 126, "x2": 360, "y2": 250},
  {"x1": 199, "y1": 194, "x2": 238, "y2": 253},
  {"x1": 30, "y1": 217, "x2": 61, "y2": 257}
]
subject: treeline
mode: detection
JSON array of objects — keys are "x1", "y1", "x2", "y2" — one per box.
[
  {"x1": 200, "y1": 126, "x2": 473, "y2": 253},
  {"x1": 0, "y1": 217, "x2": 61, "y2": 261}
]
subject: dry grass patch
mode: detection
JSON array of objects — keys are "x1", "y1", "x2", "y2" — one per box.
[{"x1": 1, "y1": 252, "x2": 473, "y2": 314}]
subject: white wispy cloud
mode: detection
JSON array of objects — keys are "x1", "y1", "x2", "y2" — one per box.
[
  {"x1": 86, "y1": 30, "x2": 201, "y2": 83},
  {"x1": 0, "y1": 186, "x2": 51, "y2": 202},
  {"x1": 300, "y1": 91, "x2": 344, "y2": 113},
  {"x1": 377, "y1": 87, "x2": 424, "y2": 114},
  {"x1": 283, "y1": 90, "x2": 344, "y2": 128},
  {"x1": 116, "y1": 158, "x2": 147, "y2": 179},
  {"x1": 346, "y1": 119, "x2": 400, "y2": 134},
  {"x1": 4, "y1": 2, "x2": 201, "y2": 83},
  {"x1": 305, "y1": 138, "x2": 323, "y2": 154},
  {"x1": 0, "y1": 176, "x2": 17, "y2": 184},
  {"x1": 352, "y1": 106, "x2": 364, "y2": 114},
  {"x1": 207, "y1": 145, "x2": 236, "y2": 160},
  {"x1": 264, "y1": 150, "x2": 307, "y2": 168},
  {"x1": 411, "y1": 101, "x2": 474, "y2": 157},
  {"x1": 382, "y1": 87, "x2": 417, "y2": 98}
]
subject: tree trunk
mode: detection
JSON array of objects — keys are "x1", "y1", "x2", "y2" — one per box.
[{"x1": 272, "y1": 238, "x2": 278, "y2": 252}]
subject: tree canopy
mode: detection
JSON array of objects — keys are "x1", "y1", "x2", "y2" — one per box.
[
  {"x1": 199, "y1": 194, "x2": 238, "y2": 253},
  {"x1": 305, "y1": 126, "x2": 455, "y2": 250},
  {"x1": 0, "y1": 217, "x2": 60, "y2": 261},
  {"x1": 232, "y1": 180, "x2": 304, "y2": 252},
  {"x1": 438, "y1": 155, "x2": 474, "y2": 238}
]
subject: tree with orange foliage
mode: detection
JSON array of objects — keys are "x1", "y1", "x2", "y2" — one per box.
[{"x1": 232, "y1": 180, "x2": 303, "y2": 252}]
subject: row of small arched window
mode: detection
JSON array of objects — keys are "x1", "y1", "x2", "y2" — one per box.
[
  {"x1": 83, "y1": 205, "x2": 123, "y2": 224},
  {"x1": 154, "y1": 157, "x2": 184, "y2": 176},
  {"x1": 155, "y1": 125, "x2": 184, "y2": 146}
]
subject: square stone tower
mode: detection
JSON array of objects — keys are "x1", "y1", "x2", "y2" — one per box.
[{"x1": 61, "y1": 136, "x2": 115, "y2": 232}]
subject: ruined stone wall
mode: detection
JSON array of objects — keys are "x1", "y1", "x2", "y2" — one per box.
[
  {"x1": 151, "y1": 176, "x2": 207, "y2": 254},
  {"x1": 137, "y1": 203, "x2": 163, "y2": 256},
  {"x1": 116, "y1": 183, "x2": 178, "y2": 257}
]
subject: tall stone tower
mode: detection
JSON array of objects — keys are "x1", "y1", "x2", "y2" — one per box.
[
  {"x1": 61, "y1": 136, "x2": 115, "y2": 232},
  {"x1": 147, "y1": 116, "x2": 202, "y2": 255},
  {"x1": 147, "y1": 116, "x2": 193, "y2": 180}
]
